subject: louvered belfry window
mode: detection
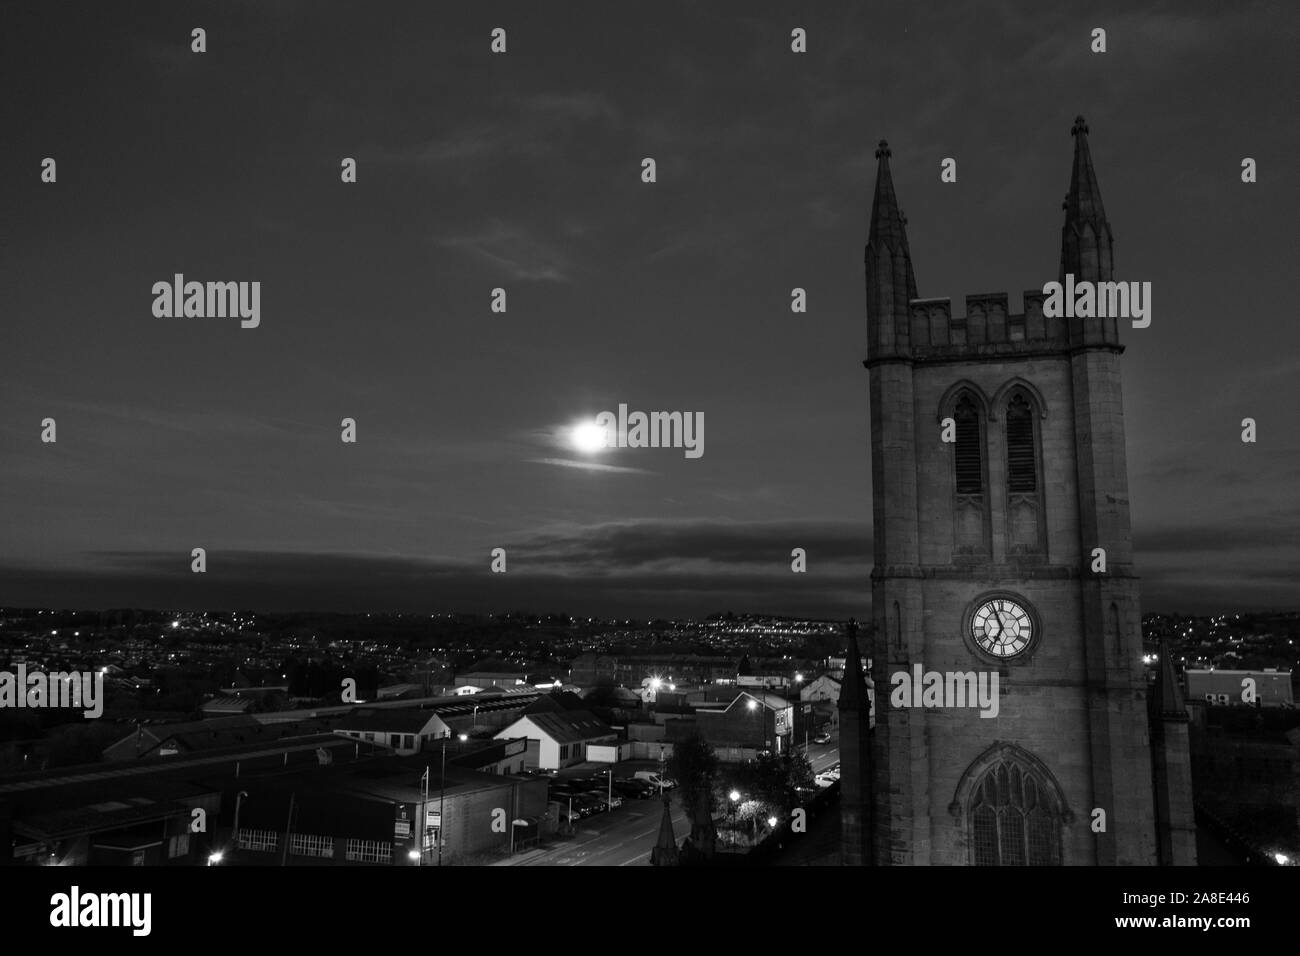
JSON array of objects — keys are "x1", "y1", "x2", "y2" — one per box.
[
  {"x1": 1006, "y1": 393, "x2": 1037, "y2": 493},
  {"x1": 954, "y1": 395, "x2": 982, "y2": 494}
]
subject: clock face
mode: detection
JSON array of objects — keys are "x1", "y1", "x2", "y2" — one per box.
[{"x1": 971, "y1": 598, "x2": 1033, "y2": 658}]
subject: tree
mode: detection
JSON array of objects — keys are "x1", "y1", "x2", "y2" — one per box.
[
  {"x1": 666, "y1": 730, "x2": 719, "y2": 860},
  {"x1": 727, "y1": 749, "x2": 815, "y2": 816}
]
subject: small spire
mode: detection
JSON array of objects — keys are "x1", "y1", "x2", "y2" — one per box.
[
  {"x1": 868, "y1": 140, "x2": 918, "y2": 297},
  {"x1": 1151, "y1": 638, "x2": 1188, "y2": 720},
  {"x1": 649, "y1": 795, "x2": 680, "y2": 866},
  {"x1": 1065, "y1": 117, "x2": 1104, "y2": 221},
  {"x1": 838, "y1": 620, "x2": 868, "y2": 712},
  {"x1": 1059, "y1": 115, "x2": 1113, "y2": 282}
]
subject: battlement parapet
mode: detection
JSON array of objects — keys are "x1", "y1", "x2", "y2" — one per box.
[{"x1": 907, "y1": 290, "x2": 1069, "y2": 356}]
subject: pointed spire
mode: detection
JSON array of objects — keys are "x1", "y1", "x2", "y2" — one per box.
[
  {"x1": 865, "y1": 140, "x2": 919, "y2": 362},
  {"x1": 868, "y1": 141, "x2": 918, "y2": 298},
  {"x1": 650, "y1": 795, "x2": 679, "y2": 866},
  {"x1": 1059, "y1": 115, "x2": 1113, "y2": 282},
  {"x1": 1151, "y1": 638, "x2": 1188, "y2": 721},
  {"x1": 838, "y1": 619, "x2": 868, "y2": 712}
]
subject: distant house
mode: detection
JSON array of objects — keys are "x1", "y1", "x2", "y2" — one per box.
[
  {"x1": 1186, "y1": 669, "x2": 1294, "y2": 708},
  {"x1": 524, "y1": 691, "x2": 588, "y2": 715},
  {"x1": 377, "y1": 683, "x2": 424, "y2": 700},
  {"x1": 800, "y1": 674, "x2": 841, "y2": 704},
  {"x1": 201, "y1": 696, "x2": 253, "y2": 717},
  {"x1": 692, "y1": 691, "x2": 795, "y2": 760},
  {"x1": 102, "y1": 715, "x2": 336, "y2": 761},
  {"x1": 569, "y1": 653, "x2": 617, "y2": 686},
  {"x1": 493, "y1": 710, "x2": 616, "y2": 770},
  {"x1": 455, "y1": 672, "x2": 529, "y2": 690},
  {"x1": 800, "y1": 669, "x2": 874, "y2": 730},
  {"x1": 332, "y1": 709, "x2": 451, "y2": 756},
  {"x1": 103, "y1": 716, "x2": 259, "y2": 761},
  {"x1": 448, "y1": 737, "x2": 531, "y2": 776}
]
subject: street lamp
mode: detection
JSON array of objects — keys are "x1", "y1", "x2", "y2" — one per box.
[
  {"x1": 207, "y1": 851, "x2": 223, "y2": 866},
  {"x1": 729, "y1": 790, "x2": 740, "y2": 850},
  {"x1": 747, "y1": 698, "x2": 762, "y2": 758},
  {"x1": 435, "y1": 733, "x2": 469, "y2": 867},
  {"x1": 232, "y1": 790, "x2": 249, "y2": 854},
  {"x1": 794, "y1": 674, "x2": 806, "y2": 750}
]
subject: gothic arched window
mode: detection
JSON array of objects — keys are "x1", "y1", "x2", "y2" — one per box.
[
  {"x1": 969, "y1": 758, "x2": 1063, "y2": 866},
  {"x1": 1003, "y1": 388, "x2": 1045, "y2": 557},
  {"x1": 954, "y1": 393, "x2": 983, "y2": 495},
  {"x1": 1006, "y1": 392, "x2": 1037, "y2": 492}
]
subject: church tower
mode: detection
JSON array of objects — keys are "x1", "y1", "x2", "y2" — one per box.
[{"x1": 861, "y1": 118, "x2": 1175, "y2": 865}]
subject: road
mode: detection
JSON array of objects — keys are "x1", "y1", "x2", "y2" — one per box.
[
  {"x1": 513, "y1": 796, "x2": 690, "y2": 866},
  {"x1": 501, "y1": 734, "x2": 841, "y2": 867},
  {"x1": 803, "y1": 737, "x2": 839, "y2": 774}
]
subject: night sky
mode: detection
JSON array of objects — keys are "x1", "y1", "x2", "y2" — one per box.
[{"x1": 2, "y1": 1, "x2": 1296, "y2": 618}]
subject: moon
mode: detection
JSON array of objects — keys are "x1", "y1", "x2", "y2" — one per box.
[{"x1": 571, "y1": 421, "x2": 609, "y2": 454}]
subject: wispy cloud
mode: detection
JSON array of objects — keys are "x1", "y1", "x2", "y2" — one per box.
[
  {"x1": 370, "y1": 91, "x2": 623, "y2": 167},
  {"x1": 527, "y1": 458, "x2": 655, "y2": 475},
  {"x1": 433, "y1": 220, "x2": 573, "y2": 281}
]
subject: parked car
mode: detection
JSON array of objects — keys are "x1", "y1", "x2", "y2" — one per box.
[
  {"x1": 613, "y1": 780, "x2": 655, "y2": 799},
  {"x1": 571, "y1": 793, "x2": 606, "y2": 817},
  {"x1": 633, "y1": 771, "x2": 676, "y2": 789},
  {"x1": 813, "y1": 732, "x2": 833, "y2": 745}
]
